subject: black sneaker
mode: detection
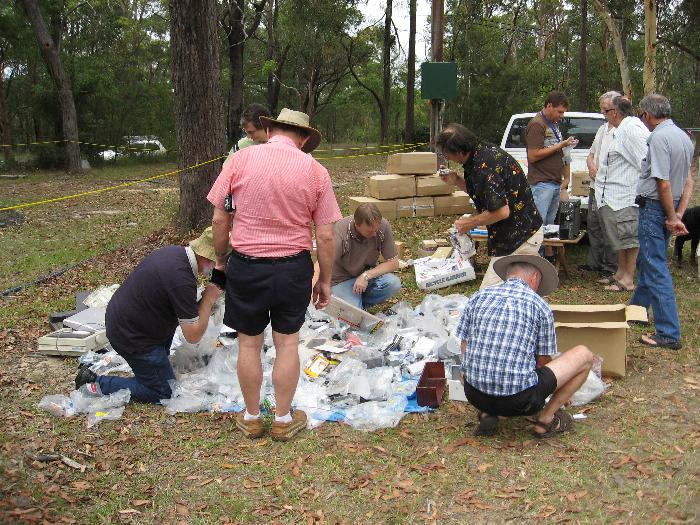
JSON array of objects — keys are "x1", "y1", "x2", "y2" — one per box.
[{"x1": 75, "y1": 367, "x2": 97, "y2": 389}]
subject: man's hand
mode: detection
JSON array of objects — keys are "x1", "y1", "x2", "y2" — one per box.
[
  {"x1": 561, "y1": 136, "x2": 577, "y2": 148},
  {"x1": 589, "y1": 165, "x2": 598, "y2": 180},
  {"x1": 454, "y1": 215, "x2": 478, "y2": 234},
  {"x1": 312, "y1": 281, "x2": 331, "y2": 309},
  {"x1": 438, "y1": 166, "x2": 460, "y2": 186},
  {"x1": 352, "y1": 275, "x2": 368, "y2": 295},
  {"x1": 665, "y1": 215, "x2": 689, "y2": 236},
  {"x1": 201, "y1": 283, "x2": 223, "y2": 305}
]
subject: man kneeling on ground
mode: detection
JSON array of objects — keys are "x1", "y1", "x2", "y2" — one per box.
[
  {"x1": 456, "y1": 254, "x2": 593, "y2": 437},
  {"x1": 331, "y1": 203, "x2": 402, "y2": 310},
  {"x1": 74, "y1": 228, "x2": 223, "y2": 402}
]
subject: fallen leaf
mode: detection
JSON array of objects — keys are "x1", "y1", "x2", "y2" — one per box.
[
  {"x1": 118, "y1": 509, "x2": 141, "y2": 515},
  {"x1": 477, "y1": 463, "x2": 492, "y2": 473},
  {"x1": 444, "y1": 436, "x2": 476, "y2": 454},
  {"x1": 131, "y1": 500, "x2": 150, "y2": 507}
]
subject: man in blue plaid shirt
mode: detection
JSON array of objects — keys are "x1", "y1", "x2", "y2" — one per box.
[{"x1": 456, "y1": 254, "x2": 593, "y2": 438}]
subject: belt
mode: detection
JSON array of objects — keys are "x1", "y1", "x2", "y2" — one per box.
[{"x1": 230, "y1": 248, "x2": 309, "y2": 264}]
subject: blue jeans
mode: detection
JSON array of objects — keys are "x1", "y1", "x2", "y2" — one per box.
[
  {"x1": 630, "y1": 199, "x2": 681, "y2": 343},
  {"x1": 531, "y1": 181, "x2": 561, "y2": 225},
  {"x1": 331, "y1": 273, "x2": 402, "y2": 310},
  {"x1": 97, "y1": 342, "x2": 175, "y2": 403}
]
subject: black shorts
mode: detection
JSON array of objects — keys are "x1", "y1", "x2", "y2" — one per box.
[
  {"x1": 463, "y1": 367, "x2": 558, "y2": 417},
  {"x1": 224, "y1": 250, "x2": 313, "y2": 336}
]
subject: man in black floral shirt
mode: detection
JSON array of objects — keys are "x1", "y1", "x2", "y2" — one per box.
[{"x1": 437, "y1": 123, "x2": 544, "y2": 289}]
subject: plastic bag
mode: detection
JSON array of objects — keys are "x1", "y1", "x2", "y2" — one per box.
[
  {"x1": 343, "y1": 395, "x2": 408, "y2": 431},
  {"x1": 571, "y1": 370, "x2": 608, "y2": 406},
  {"x1": 83, "y1": 285, "x2": 120, "y2": 308},
  {"x1": 171, "y1": 296, "x2": 225, "y2": 374},
  {"x1": 38, "y1": 395, "x2": 76, "y2": 417},
  {"x1": 87, "y1": 406, "x2": 125, "y2": 428},
  {"x1": 449, "y1": 226, "x2": 476, "y2": 259}
]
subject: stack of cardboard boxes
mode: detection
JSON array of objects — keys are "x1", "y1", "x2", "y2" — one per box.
[{"x1": 348, "y1": 152, "x2": 475, "y2": 219}]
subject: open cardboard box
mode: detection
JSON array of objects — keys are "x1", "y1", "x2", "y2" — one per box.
[
  {"x1": 551, "y1": 304, "x2": 648, "y2": 377},
  {"x1": 324, "y1": 295, "x2": 384, "y2": 333}
]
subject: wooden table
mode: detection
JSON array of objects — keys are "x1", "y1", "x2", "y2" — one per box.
[{"x1": 469, "y1": 231, "x2": 586, "y2": 277}]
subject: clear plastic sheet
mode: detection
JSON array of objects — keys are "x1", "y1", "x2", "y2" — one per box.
[
  {"x1": 170, "y1": 296, "x2": 225, "y2": 374},
  {"x1": 343, "y1": 395, "x2": 409, "y2": 431}
]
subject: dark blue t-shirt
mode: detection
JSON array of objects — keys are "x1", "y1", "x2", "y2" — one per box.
[{"x1": 106, "y1": 245, "x2": 199, "y2": 354}]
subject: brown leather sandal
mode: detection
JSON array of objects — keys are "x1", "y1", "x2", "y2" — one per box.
[{"x1": 532, "y1": 409, "x2": 573, "y2": 439}]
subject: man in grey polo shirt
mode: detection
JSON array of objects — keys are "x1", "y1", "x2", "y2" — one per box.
[
  {"x1": 595, "y1": 96, "x2": 649, "y2": 292},
  {"x1": 631, "y1": 94, "x2": 694, "y2": 350},
  {"x1": 331, "y1": 203, "x2": 401, "y2": 309}
]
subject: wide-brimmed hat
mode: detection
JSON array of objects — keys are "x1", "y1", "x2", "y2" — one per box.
[
  {"x1": 259, "y1": 108, "x2": 322, "y2": 153},
  {"x1": 493, "y1": 254, "x2": 559, "y2": 296},
  {"x1": 189, "y1": 227, "x2": 216, "y2": 262}
]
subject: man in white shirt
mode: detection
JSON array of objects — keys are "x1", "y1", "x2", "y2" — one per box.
[
  {"x1": 595, "y1": 96, "x2": 650, "y2": 292},
  {"x1": 580, "y1": 91, "x2": 621, "y2": 276}
]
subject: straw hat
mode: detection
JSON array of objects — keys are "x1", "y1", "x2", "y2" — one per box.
[
  {"x1": 259, "y1": 108, "x2": 322, "y2": 153},
  {"x1": 493, "y1": 254, "x2": 559, "y2": 296},
  {"x1": 189, "y1": 227, "x2": 217, "y2": 262}
]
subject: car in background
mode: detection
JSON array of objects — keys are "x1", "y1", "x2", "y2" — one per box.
[{"x1": 98, "y1": 136, "x2": 167, "y2": 160}]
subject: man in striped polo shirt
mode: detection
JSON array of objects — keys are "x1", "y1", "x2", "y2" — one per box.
[
  {"x1": 595, "y1": 96, "x2": 650, "y2": 292},
  {"x1": 208, "y1": 109, "x2": 342, "y2": 441}
]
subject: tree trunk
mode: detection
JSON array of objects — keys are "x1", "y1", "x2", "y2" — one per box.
[
  {"x1": 19, "y1": 0, "x2": 81, "y2": 173},
  {"x1": 592, "y1": 0, "x2": 633, "y2": 100},
  {"x1": 577, "y1": 0, "x2": 589, "y2": 110},
  {"x1": 643, "y1": 0, "x2": 657, "y2": 95},
  {"x1": 405, "y1": 0, "x2": 416, "y2": 144},
  {"x1": 171, "y1": 0, "x2": 225, "y2": 232},
  {"x1": 0, "y1": 65, "x2": 15, "y2": 166},
  {"x1": 380, "y1": 0, "x2": 392, "y2": 145},
  {"x1": 227, "y1": 2, "x2": 246, "y2": 145}
]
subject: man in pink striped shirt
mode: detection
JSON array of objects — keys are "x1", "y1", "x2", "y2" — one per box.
[{"x1": 208, "y1": 108, "x2": 341, "y2": 441}]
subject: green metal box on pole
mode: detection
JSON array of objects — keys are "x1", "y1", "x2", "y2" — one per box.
[{"x1": 421, "y1": 62, "x2": 457, "y2": 100}]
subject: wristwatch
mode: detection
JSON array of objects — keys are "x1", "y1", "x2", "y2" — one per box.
[{"x1": 361, "y1": 272, "x2": 370, "y2": 281}]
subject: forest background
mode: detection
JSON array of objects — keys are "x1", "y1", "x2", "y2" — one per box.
[{"x1": 1, "y1": 0, "x2": 699, "y2": 229}]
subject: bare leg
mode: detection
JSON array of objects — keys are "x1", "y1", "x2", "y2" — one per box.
[
  {"x1": 237, "y1": 332, "x2": 264, "y2": 416},
  {"x1": 536, "y1": 345, "x2": 593, "y2": 430},
  {"x1": 271, "y1": 331, "x2": 300, "y2": 416},
  {"x1": 618, "y1": 247, "x2": 638, "y2": 289}
]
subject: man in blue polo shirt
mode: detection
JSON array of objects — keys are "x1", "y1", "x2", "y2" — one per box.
[
  {"x1": 74, "y1": 228, "x2": 223, "y2": 402},
  {"x1": 456, "y1": 254, "x2": 593, "y2": 437},
  {"x1": 632, "y1": 94, "x2": 694, "y2": 350}
]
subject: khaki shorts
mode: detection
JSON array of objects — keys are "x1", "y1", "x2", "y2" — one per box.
[
  {"x1": 598, "y1": 205, "x2": 639, "y2": 251},
  {"x1": 480, "y1": 227, "x2": 544, "y2": 290}
]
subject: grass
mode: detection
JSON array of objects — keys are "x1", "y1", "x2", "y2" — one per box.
[{"x1": 0, "y1": 154, "x2": 699, "y2": 524}]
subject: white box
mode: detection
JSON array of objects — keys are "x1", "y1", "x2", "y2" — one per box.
[
  {"x1": 63, "y1": 307, "x2": 106, "y2": 332},
  {"x1": 37, "y1": 328, "x2": 108, "y2": 356},
  {"x1": 324, "y1": 296, "x2": 384, "y2": 333},
  {"x1": 414, "y1": 255, "x2": 476, "y2": 290}
]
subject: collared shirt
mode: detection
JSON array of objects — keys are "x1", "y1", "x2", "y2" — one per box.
[
  {"x1": 595, "y1": 116, "x2": 649, "y2": 211},
  {"x1": 462, "y1": 142, "x2": 543, "y2": 257},
  {"x1": 637, "y1": 119, "x2": 693, "y2": 200},
  {"x1": 525, "y1": 113, "x2": 565, "y2": 185},
  {"x1": 456, "y1": 278, "x2": 557, "y2": 396},
  {"x1": 589, "y1": 122, "x2": 615, "y2": 169},
  {"x1": 331, "y1": 216, "x2": 398, "y2": 286},
  {"x1": 208, "y1": 135, "x2": 342, "y2": 257}
]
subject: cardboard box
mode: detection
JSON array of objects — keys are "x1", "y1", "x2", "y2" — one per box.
[
  {"x1": 551, "y1": 304, "x2": 648, "y2": 377},
  {"x1": 367, "y1": 174, "x2": 416, "y2": 200},
  {"x1": 324, "y1": 295, "x2": 384, "y2": 333},
  {"x1": 348, "y1": 196, "x2": 397, "y2": 220},
  {"x1": 386, "y1": 152, "x2": 437, "y2": 174},
  {"x1": 414, "y1": 254, "x2": 476, "y2": 290},
  {"x1": 570, "y1": 171, "x2": 590, "y2": 197},
  {"x1": 396, "y1": 197, "x2": 434, "y2": 217},
  {"x1": 37, "y1": 328, "x2": 108, "y2": 356},
  {"x1": 431, "y1": 246, "x2": 453, "y2": 259},
  {"x1": 415, "y1": 175, "x2": 454, "y2": 196},
  {"x1": 434, "y1": 191, "x2": 475, "y2": 216}
]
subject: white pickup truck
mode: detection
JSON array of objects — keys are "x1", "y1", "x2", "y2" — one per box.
[{"x1": 499, "y1": 111, "x2": 605, "y2": 176}]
